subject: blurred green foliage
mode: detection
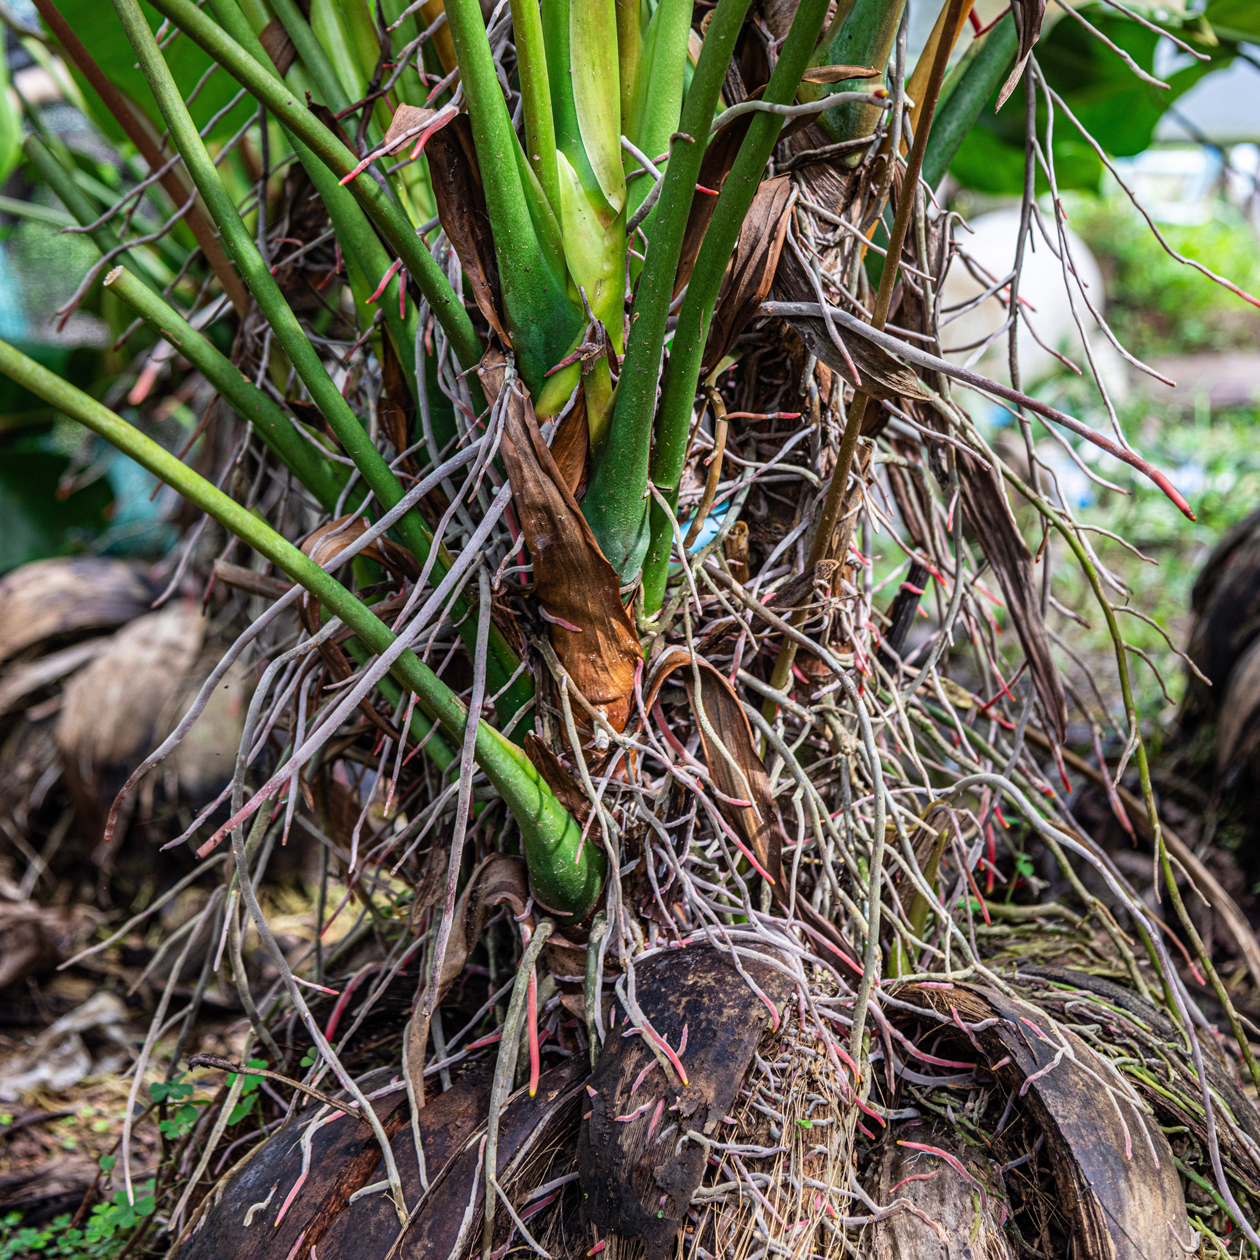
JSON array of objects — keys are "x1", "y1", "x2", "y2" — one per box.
[{"x1": 1074, "y1": 195, "x2": 1260, "y2": 357}]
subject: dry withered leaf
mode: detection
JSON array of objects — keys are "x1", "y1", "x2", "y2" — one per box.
[
  {"x1": 258, "y1": 16, "x2": 296, "y2": 76},
  {"x1": 955, "y1": 442, "x2": 1068, "y2": 743},
  {"x1": 427, "y1": 115, "x2": 509, "y2": 341},
  {"x1": 895, "y1": 981, "x2": 1191, "y2": 1260},
  {"x1": 379, "y1": 103, "x2": 448, "y2": 158},
  {"x1": 525, "y1": 731, "x2": 592, "y2": 826},
  {"x1": 998, "y1": 0, "x2": 1048, "y2": 110},
  {"x1": 482, "y1": 353, "x2": 640, "y2": 738},
  {"x1": 0, "y1": 557, "x2": 154, "y2": 667},
  {"x1": 579, "y1": 947, "x2": 793, "y2": 1260},
  {"x1": 549, "y1": 387, "x2": 590, "y2": 498},
  {"x1": 801, "y1": 63, "x2": 881, "y2": 83},
  {"x1": 771, "y1": 248, "x2": 930, "y2": 401},
  {"x1": 701, "y1": 175, "x2": 796, "y2": 375},
  {"x1": 405, "y1": 854, "x2": 532, "y2": 1107},
  {"x1": 300, "y1": 513, "x2": 420, "y2": 585},
  {"x1": 873, "y1": 1123, "x2": 1013, "y2": 1260}
]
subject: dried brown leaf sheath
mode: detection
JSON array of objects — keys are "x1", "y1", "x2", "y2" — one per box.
[
  {"x1": 377, "y1": 334, "x2": 417, "y2": 474},
  {"x1": 483, "y1": 354, "x2": 640, "y2": 736},
  {"x1": 953, "y1": 438, "x2": 1069, "y2": 743},
  {"x1": 427, "y1": 116, "x2": 510, "y2": 342},
  {"x1": 702, "y1": 175, "x2": 796, "y2": 376},
  {"x1": 772, "y1": 247, "x2": 930, "y2": 401}
]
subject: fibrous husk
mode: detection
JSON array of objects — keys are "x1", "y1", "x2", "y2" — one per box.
[
  {"x1": 873, "y1": 1123, "x2": 1013, "y2": 1260},
  {"x1": 578, "y1": 946, "x2": 794, "y2": 1260},
  {"x1": 0, "y1": 557, "x2": 154, "y2": 667},
  {"x1": 410, "y1": 1058, "x2": 587, "y2": 1260},
  {"x1": 1019, "y1": 965, "x2": 1260, "y2": 1196},
  {"x1": 181, "y1": 1059, "x2": 589, "y2": 1260},
  {"x1": 894, "y1": 980, "x2": 1192, "y2": 1260},
  {"x1": 171, "y1": 1064, "x2": 492, "y2": 1260},
  {"x1": 482, "y1": 353, "x2": 640, "y2": 739},
  {"x1": 168, "y1": 657, "x2": 250, "y2": 803}
]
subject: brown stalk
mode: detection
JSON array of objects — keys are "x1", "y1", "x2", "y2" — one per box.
[
  {"x1": 682, "y1": 390, "x2": 728, "y2": 549},
  {"x1": 31, "y1": 0, "x2": 250, "y2": 316},
  {"x1": 902, "y1": 0, "x2": 975, "y2": 144},
  {"x1": 763, "y1": 0, "x2": 967, "y2": 715}
]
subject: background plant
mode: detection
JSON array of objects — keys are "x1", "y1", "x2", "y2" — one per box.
[{"x1": 1, "y1": 0, "x2": 1260, "y2": 1256}]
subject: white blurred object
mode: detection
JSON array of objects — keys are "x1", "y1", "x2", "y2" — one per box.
[
  {"x1": 1113, "y1": 147, "x2": 1221, "y2": 226},
  {"x1": 939, "y1": 207, "x2": 1128, "y2": 399},
  {"x1": 1154, "y1": 50, "x2": 1260, "y2": 147}
]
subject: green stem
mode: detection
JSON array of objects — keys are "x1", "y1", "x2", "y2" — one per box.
[
  {"x1": 443, "y1": 0, "x2": 583, "y2": 391},
  {"x1": 624, "y1": 0, "x2": 692, "y2": 218},
  {"x1": 815, "y1": 0, "x2": 906, "y2": 152},
  {"x1": 206, "y1": 0, "x2": 421, "y2": 397},
  {"x1": 639, "y1": 0, "x2": 832, "y2": 609},
  {"x1": 614, "y1": 0, "x2": 640, "y2": 144},
  {"x1": 115, "y1": 0, "x2": 530, "y2": 727},
  {"x1": 270, "y1": 0, "x2": 350, "y2": 112},
  {"x1": 0, "y1": 338, "x2": 604, "y2": 921},
  {"x1": 107, "y1": 267, "x2": 347, "y2": 512},
  {"x1": 582, "y1": 0, "x2": 755, "y2": 579},
  {"x1": 509, "y1": 0, "x2": 560, "y2": 217},
  {"x1": 24, "y1": 136, "x2": 346, "y2": 508},
  {"x1": 143, "y1": 0, "x2": 484, "y2": 372}
]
